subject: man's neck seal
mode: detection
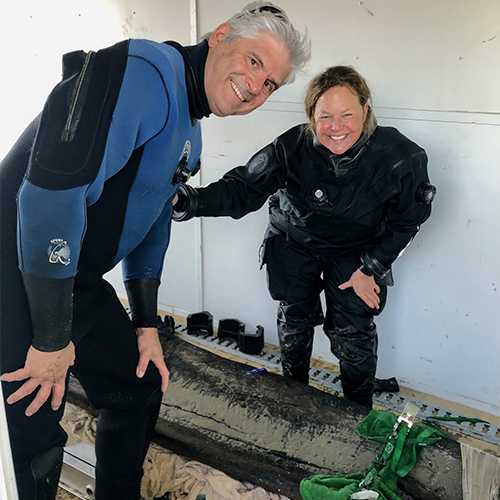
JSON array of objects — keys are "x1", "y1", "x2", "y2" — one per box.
[{"x1": 164, "y1": 40, "x2": 212, "y2": 123}]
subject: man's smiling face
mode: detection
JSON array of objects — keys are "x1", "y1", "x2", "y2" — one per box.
[{"x1": 204, "y1": 23, "x2": 291, "y2": 117}]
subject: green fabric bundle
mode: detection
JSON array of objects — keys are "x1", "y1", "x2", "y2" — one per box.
[{"x1": 299, "y1": 409, "x2": 445, "y2": 500}]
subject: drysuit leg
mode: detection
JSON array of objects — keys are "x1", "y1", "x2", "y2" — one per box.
[
  {"x1": 263, "y1": 234, "x2": 324, "y2": 384},
  {"x1": 325, "y1": 324, "x2": 379, "y2": 408},
  {"x1": 277, "y1": 298, "x2": 323, "y2": 383},
  {"x1": 71, "y1": 283, "x2": 162, "y2": 500},
  {"x1": 323, "y1": 252, "x2": 387, "y2": 408}
]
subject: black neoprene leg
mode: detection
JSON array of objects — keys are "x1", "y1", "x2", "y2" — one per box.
[
  {"x1": 14, "y1": 447, "x2": 64, "y2": 500},
  {"x1": 71, "y1": 284, "x2": 162, "y2": 500},
  {"x1": 1, "y1": 116, "x2": 69, "y2": 500}
]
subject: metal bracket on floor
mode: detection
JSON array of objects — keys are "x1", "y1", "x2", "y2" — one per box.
[{"x1": 59, "y1": 446, "x2": 96, "y2": 499}]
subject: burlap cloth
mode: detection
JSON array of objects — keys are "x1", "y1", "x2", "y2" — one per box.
[{"x1": 61, "y1": 403, "x2": 290, "y2": 500}]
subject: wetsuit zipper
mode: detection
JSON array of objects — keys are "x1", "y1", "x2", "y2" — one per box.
[{"x1": 61, "y1": 50, "x2": 96, "y2": 143}]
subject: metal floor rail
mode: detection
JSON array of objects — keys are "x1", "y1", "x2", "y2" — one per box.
[{"x1": 171, "y1": 322, "x2": 500, "y2": 448}]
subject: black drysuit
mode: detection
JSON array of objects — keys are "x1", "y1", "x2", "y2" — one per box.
[{"x1": 184, "y1": 124, "x2": 434, "y2": 407}]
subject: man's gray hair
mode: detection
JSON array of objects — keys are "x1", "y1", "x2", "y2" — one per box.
[{"x1": 203, "y1": 1, "x2": 311, "y2": 85}]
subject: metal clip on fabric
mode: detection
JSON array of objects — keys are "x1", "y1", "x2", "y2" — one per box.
[
  {"x1": 393, "y1": 401, "x2": 419, "y2": 437},
  {"x1": 358, "y1": 401, "x2": 419, "y2": 490}
]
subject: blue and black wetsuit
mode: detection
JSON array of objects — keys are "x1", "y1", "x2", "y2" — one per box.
[{"x1": 0, "y1": 38, "x2": 210, "y2": 500}]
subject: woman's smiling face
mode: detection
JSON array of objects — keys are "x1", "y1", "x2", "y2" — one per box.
[{"x1": 313, "y1": 85, "x2": 368, "y2": 155}]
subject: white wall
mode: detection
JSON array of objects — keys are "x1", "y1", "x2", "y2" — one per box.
[
  {"x1": 191, "y1": 0, "x2": 500, "y2": 416},
  {"x1": 1, "y1": 0, "x2": 498, "y2": 416}
]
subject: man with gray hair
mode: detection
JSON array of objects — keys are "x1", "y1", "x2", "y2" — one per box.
[{"x1": 0, "y1": 2, "x2": 310, "y2": 499}]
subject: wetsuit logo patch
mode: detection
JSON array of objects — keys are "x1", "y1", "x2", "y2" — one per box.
[
  {"x1": 248, "y1": 152, "x2": 269, "y2": 175},
  {"x1": 48, "y1": 239, "x2": 71, "y2": 266},
  {"x1": 179, "y1": 141, "x2": 191, "y2": 162}
]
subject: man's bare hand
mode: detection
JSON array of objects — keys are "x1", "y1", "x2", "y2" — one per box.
[
  {"x1": 1, "y1": 343, "x2": 75, "y2": 416},
  {"x1": 136, "y1": 327, "x2": 169, "y2": 392},
  {"x1": 339, "y1": 269, "x2": 381, "y2": 309}
]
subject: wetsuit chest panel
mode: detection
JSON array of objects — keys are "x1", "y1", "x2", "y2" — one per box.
[
  {"x1": 78, "y1": 40, "x2": 201, "y2": 279},
  {"x1": 111, "y1": 41, "x2": 202, "y2": 265}
]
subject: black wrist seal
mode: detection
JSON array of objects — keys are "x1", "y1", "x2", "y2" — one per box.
[
  {"x1": 172, "y1": 183, "x2": 199, "y2": 222},
  {"x1": 21, "y1": 271, "x2": 74, "y2": 352},
  {"x1": 124, "y1": 278, "x2": 160, "y2": 328}
]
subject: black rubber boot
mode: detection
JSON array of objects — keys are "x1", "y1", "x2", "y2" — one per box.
[{"x1": 15, "y1": 446, "x2": 63, "y2": 500}]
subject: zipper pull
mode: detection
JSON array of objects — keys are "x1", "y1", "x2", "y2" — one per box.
[{"x1": 61, "y1": 50, "x2": 96, "y2": 143}]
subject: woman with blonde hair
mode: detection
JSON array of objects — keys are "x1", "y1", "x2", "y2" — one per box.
[{"x1": 174, "y1": 66, "x2": 436, "y2": 408}]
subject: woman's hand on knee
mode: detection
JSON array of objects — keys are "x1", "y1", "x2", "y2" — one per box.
[
  {"x1": 339, "y1": 269, "x2": 380, "y2": 309},
  {"x1": 1, "y1": 342, "x2": 75, "y2": 416}
]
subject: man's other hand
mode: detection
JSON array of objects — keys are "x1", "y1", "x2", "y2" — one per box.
[{"x1": 1, "y1": 343, "x2": 75, "y2": 416}]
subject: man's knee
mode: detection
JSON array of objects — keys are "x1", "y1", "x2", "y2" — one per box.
[{"x1": 4, "y1": 383, "x2": 68, "y2": 464}]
